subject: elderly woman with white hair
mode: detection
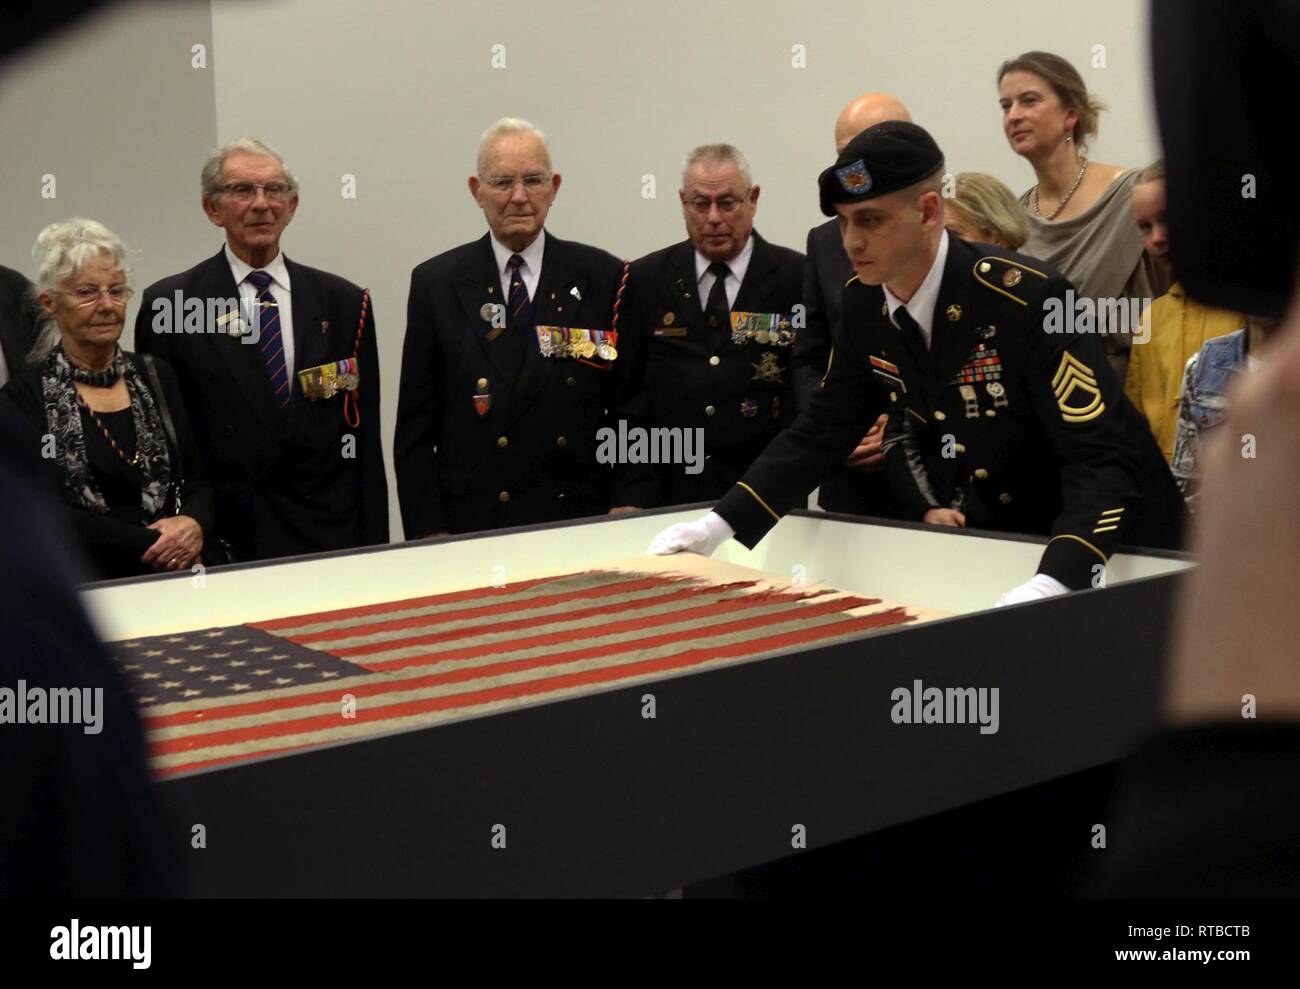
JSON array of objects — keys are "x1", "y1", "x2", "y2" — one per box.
[{"x1": 1, "y1": 219, "x2": 213, "y2": 580}]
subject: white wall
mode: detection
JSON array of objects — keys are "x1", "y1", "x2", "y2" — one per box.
[{"x1": 2, "y1": 0, "x2": 1157, "y2": 539}]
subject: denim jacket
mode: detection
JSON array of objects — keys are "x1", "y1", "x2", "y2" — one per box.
[{"x1": 1170, "y1": 329, "x2": 1248, "y2": 513}]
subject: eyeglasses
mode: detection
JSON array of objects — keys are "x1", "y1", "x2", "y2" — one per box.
[
  {"x1": 219, "y1": 182, "x2": 295, "y2": 203},
  {"x1": 55, "y1": 285, "x2": 134, "y2": 307},
  {"x1": 684, "y1": 194, "x2": 749, "y2": 216},
  {"x1": 482, "y1": 173, "x2": 551, "y2": 194}
]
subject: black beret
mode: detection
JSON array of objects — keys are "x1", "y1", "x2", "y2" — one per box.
[{"x1": 818, "y1": 120, "x2": 945, "y2": 216}]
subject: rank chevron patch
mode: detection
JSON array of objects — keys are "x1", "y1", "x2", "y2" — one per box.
[{"x1": 1052, "y1": 351, "x2": 1105, "y2": 423}]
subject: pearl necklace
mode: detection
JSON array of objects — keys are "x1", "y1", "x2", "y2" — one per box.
[{"x1": 1032, "y1": 157, "x2": 1088, "y2": 221}]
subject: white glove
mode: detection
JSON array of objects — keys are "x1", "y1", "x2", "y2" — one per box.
[
  {"x1": 647, "y1": 511, "x2": 735, "y2": 556},
  {"x1": 995, "y1": 573, "x2": 1071, "y2": 607}
]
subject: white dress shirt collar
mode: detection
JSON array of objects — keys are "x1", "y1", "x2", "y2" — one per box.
[
  {"x1": 694, "y1": 233, "x2": 755, "y2": 309},
  {"x1": 490, "y1": 228, "x2": 546, "y2": 298},
  {"x1": 225, "y1": 241, "x2": 291, "y2": 292},
  {"x1": 882, "y1": 229, "x2": 949, "y2": 347}
]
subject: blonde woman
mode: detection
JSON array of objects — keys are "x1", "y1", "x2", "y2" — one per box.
[{"x1": 943, "y1": 172, "x2": 1029, "y2": 250}]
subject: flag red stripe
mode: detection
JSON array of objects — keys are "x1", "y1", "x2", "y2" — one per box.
[
  {"x1": 328, "y1": 581, "x2": 781, "y2": 657},
  {"x1": 153, "y1": 741, "x2": 318, "y2": 779},
  {"x1": 286, "y1": 576, "x2": 738, "y2": 645},
  {"x1": 355, "y1": 590, "x2": 872, "y2": 666},
  {"x1": 147, "y1": 598, "x2": 894, "y2": 744},
  {"x1": 249, "y1": 573, "x2": 578, "y2": 630}
]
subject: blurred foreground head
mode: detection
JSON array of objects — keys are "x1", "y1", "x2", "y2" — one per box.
[{"x1": 1152, "y1": 0, "x2": 1300, "y2": 316}]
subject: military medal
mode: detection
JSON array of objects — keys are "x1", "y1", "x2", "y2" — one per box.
[
  {"x1": 959, "y1": 384, "x2": 979, "y2": 419},
  {"x1": 751, "y1": 351, "x2": 783, "y2": 383},
  {"x1": 473, "y1": 376, "x2": 491, "y2": 417},
  {"x1": 536, "y1": 326, "x2": 617, "y2": 363},
  {"x1": 952, "y1": 344, "x2": 1004, "y2": 385},
  {"x1": 987, "y1": 381, "x2": 1008, "y2": 408},
  {"x1": 297, "y1": 358, "x2": 361, "y2": 401},
  {"x1": 730, "y1": 312, "x2": 793, "y2": 347}
]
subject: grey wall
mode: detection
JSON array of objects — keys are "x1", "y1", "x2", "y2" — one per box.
[
  {"x1": 0, "y1": 0, "x2": 217, "y2": 305},
  {"x1": 1, "y1": 0, "x2": 1157, "y2": 539}
]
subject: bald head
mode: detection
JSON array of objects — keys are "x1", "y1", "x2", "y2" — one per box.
[{"x1": 834, "y1": 93, "x2": 912, "y2": 152}]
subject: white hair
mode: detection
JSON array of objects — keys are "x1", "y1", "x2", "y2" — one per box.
[
  {"x1": 201, "y1": 137, "x2": 299, "y2": 203},
  {"x1": 29, "y1": 218, "x2": 132, "y2": 363},
  {"x1": 476, "y1": 117, "x2": 551, "y2": 175},
  {"x1": 682, "y1": 143, "x2": 753, "y2": 188}
]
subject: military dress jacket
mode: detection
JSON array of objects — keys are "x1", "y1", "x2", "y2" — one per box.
[
  {"x1": 619, "y1": 231, "x2": 804, "y2": 505},
  {"x1": 715, "y1": 236, "x2": 1184, "y2": 589},
  {"x1": 395, "y1": 232, "x2": 645, "y2": 537}
]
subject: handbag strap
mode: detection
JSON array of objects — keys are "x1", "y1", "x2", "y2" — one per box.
[{"x1": 139, "y1": 352, "x2": 183, "y2": 489}]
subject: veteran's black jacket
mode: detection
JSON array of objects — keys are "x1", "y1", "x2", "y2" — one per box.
[
  {"x1": 395, "y1": 231, "x2": 647, "y2": 537},
  {"x1": 619, "y1": 231, "x2": 804, "y2": 505},
  {"x1": 134, "y1": 248, "x2": 389, "y2": 562}
]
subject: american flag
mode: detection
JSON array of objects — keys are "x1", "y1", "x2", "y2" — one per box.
[{"x1": 108, "y1": 566, "x2": 917, "y2": 778}]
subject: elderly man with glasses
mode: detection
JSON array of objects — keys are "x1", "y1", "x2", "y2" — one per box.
[
  {"x1": 134, "y1": 137, "x2": 388, "y2": 564},
  {"x1": 395, "y1": 117, "x2": 647, "y2": 538},
  {"x1": 618, "y1": 144, "x2": 805, "y2": 506}
]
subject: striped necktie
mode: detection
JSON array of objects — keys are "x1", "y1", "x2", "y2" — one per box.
[
  {"x1": 246, "y1": 269, "x2": 289, "y2": 408},
  {"x1": 507, "y1": 253, "x2": 534, "y2": 326}
]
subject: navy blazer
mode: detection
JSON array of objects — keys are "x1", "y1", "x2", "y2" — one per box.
[{"x1": 134, "y1": 247, "x2": 388, "y2": 561}]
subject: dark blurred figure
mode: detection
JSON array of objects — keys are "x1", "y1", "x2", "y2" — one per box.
[
  {"x1": 0, "y1": 400, "x2": 178, "y2": 895},
  {"x1": 0, "y1": 264, "x2": 42, "y2": 386},
  {"x1": 0, "y1": 0, "x2": 179, "y2": 898},
  {"x1": 1094, "y1": 0, "x2": 1300, "y2": 898}
]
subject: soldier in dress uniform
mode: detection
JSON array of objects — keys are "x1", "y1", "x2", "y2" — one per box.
[
  {"x1": 651, "y1": 121, "x2": 1184, "y2": 604},
  {"x1": 793, "y1": 93, "x2": 911, "y2": 519},
  {"x1": 395, "y1": 118, "x2": 646, "y2": 538},
  {"x1": 618, "y1": 144, "x2": 805, "y2": 507}
]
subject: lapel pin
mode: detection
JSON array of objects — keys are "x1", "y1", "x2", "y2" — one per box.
[
  {"x1": 570, "y1": 286, "x2": 582, "y2": 302},
  {"x1": 946, "y1": 304, "x2": 962, "y2": 321}
]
